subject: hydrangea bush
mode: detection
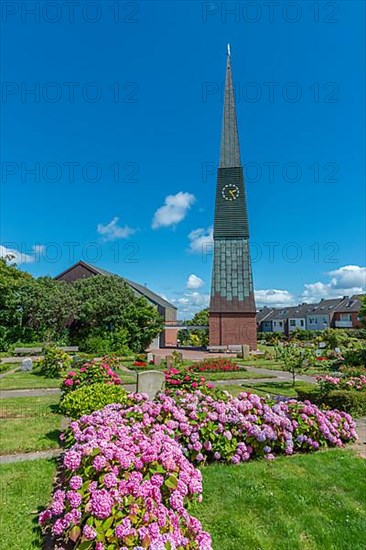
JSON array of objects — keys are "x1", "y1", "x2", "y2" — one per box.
[
  {"x1": 112, "y1": 390, "x2": 357, "y2": 464},
  {"x1": 41, "y1": 389, "x2": 357, "y2": 548},
  {"x1": 40, "y1": 405, "x2": 212, "y2": 549},
  {"x1": 62, "y1": 359, "x2": 121, "y2": 395},
  {"x1": 164, "y1": 367, "x2": 214, "y2": 393},
  {"x1": 316, "y1": 374, "x2": 366, "y2": 393}
]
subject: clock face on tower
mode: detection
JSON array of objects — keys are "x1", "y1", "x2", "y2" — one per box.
[{"x1": 222, "y1": 183, "x2": 240, "y2": 201}]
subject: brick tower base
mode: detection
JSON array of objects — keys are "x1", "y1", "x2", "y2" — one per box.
[{"x1": 209, "y1": 312, "x2": 257, "y2": 350}]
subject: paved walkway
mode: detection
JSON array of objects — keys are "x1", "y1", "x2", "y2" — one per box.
[
  {"x1": 0, "y1": 448, "x2": 62, "y2": 464},
  {"x1": 0, "y1": 384, "x2": 137, "y2": 399}
]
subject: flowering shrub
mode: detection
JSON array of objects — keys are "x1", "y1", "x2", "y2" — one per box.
[
  {"x1": 39, "y1": 405, "x2": 212, "y2": 549},
  {"x1": 316, "y1": 375, "x2": 366, "y2": 393},
  {"x1": 36, "y1": 346, "x2": 73, "y2": 378},
  {"x1": 164, "y1": 367, "x2": 214, "y2": 393},
  {"x1": 190, "y1": 358, "x2": 240, "y2": 373},
  {"x1": 62, "y1": 358, "x2": 121, "y2": 395},
  {"x1": 40, "y1": 388, "x2": 357, "y2": 548},
  {"x1": 120, "y1": 391, "x2": 357, "y2": 464},
  {"x1": 59, "y1": 383, "x2": 130, "y2": 419}
]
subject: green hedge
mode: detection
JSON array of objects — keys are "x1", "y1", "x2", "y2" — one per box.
[
  {"x1": 59, "y1": 383, "x2": 129, "y2": 419},
  {"x1": 296, "y1": 388, "x2": 366, "y2": 417}
]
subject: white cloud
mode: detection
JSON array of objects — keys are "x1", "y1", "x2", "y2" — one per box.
[
  {"x1": 152, "y1": 192, "x2": 196, "y2": 229},
  {"x1": 188, "y1": 226, "x2": 213, "y2": 254},
  {"x1": 0, "y1": 245, "x2": 35, "y2": 265},
  {"x1": 171, "y1": 291, "x2": 210, "y2": 319},
  {"x1": 301, "y1": 265, "x2": 366, "y2": 302},
  {"x1": 97, "y1": 217, "x2": 136, "y2": 241},
  {"x1": 255, "y1": 289, "x2": 296, "y2": 308},
  {"x1": 186, "y1": 274, "x2": 204, "y2": 290},
  {"x1": 327, "y1": 265, "x2": 366, "y2": 289}
]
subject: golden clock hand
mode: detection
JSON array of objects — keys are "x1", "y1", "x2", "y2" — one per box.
[{"x1": 229, "y1": 189, "x2": 237, "y2": 198}]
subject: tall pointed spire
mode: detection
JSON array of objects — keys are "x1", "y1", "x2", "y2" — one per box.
[
  {"x1": 219, "y1": 44, "x2": 241, "y2": 168},
  {"x1": 209, "y1": 46, "x2": 257, "y2": 350}
]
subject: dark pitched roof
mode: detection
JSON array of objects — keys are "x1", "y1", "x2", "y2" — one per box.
[
  {"x1": 334, "y1": 294, "x2": 365, "y2": 313},
  {"x1": 256, "y1": 307, "x2": 275, "y2": 323},
  {"x1": 306, "y1": 298, "x2": 344, "y2": 315},
  {"x1": 55, "y1": 261, "x2": 177, "y2": 310}
]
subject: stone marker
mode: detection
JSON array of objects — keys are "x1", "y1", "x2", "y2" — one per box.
[
  {"x1": 137, "y1": 370, "x2": 165, "y2": 400},
  {"x1": 147, "y1": 352, "x2": 154, "y2": 364},
  {"x1": 153, "y1": 354, "x2": 162, "y2": 366},
  {"x1": 21, "y1": 358, "x2": 33, "y2": 371},
  {"x1": 241, "y1": 344, "x2": 250, "y2": 359},
  {"x1": 165, "y1": 355, "x2": 174, "y2": 369}
]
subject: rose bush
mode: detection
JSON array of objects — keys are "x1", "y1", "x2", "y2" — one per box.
[
  {"x1": 62, "y1": 358, "x2": 121, "y2": 395},
  {"x1": 39, "y1": 404, "x2": 212, "y2": 549},
  {"x1": 189, "y1": 358, "x2": 241, "y2": 373}
]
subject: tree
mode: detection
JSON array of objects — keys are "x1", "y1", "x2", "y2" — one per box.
[
  {"x1": 275, "y1": 344, "x2": 315, "y2": 386},
  {"x1": 0, "y1": 258, "x2": 33, "y2": 348},
  {"x1": 178, "y1": 308, "x2": 209, "y2": 347},
  {"x1": 20, "y1": 277, "x2": 78, "y2": 342},
  {"x1": 359, "y1": 295, "x2": 366, "y2": 327},
  {"x1": 71, "y1": 275, "x2": 163, "y2": 352}
]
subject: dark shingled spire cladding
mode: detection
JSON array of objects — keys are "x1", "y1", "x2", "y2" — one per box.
[{"x1": 219, "y1": 46, "x2": 241, "y2": 168}]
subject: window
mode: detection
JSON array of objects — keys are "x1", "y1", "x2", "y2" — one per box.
[
  {"x1": 290, "y1": 320, "x2": 296, "y2": 327},
  {"x1": 341, "y1": 314, "x2": 352, "y2": 321},
  {"x1": 300, "y1": 320, "x2": 304, "y2": 327},
  {"x1": 279, "y1": 321, "x2": 283, "y2": 327}
]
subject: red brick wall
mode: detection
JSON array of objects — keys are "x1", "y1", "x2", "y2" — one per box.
[
  {"x1": 162, "y1": 329, "x2": 178, "y2": 347},
  {"x1": 332, "y1": 312, "x2": 363, "y2": 328},
  {"x1": 209, "y1": 313, "x2": 257, "y2": 350}
]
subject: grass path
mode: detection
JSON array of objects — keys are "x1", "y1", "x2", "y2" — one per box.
[{"x1": 192, "y1": 450, "x2": 366, "y2": 550}]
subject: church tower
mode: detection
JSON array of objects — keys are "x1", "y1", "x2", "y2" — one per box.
[{"x1": 209, "y1": 46, "x2": 257, "y2": 349}]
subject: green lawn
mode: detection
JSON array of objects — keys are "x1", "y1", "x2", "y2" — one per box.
[
  {"x1": 0, "y1": 371, "x2": 62, "y2": 390},
  {"x1": 203, "y1": 371, "x2": 276, "y2": 381},
  {"x1": 0, "y1": 362, "x2": 21, "y2": 374},
  {"x1": 0, "y1": 458, "x2": 56, "y2": 550},
  {"x1": 0, "y1": 369, "x2": 136, "y2": 390},
  {"x1": 192, "y1": 450, "x2": 366, "y2": 550},
  {"x1": 0, "y1": 396, "x2": 62, "y2": 454}
]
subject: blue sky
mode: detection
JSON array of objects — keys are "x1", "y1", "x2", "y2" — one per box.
[{"x1": 1, "y1": 0, "x2": 365, "y2": 318}]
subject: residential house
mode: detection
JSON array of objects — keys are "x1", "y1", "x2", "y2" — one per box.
[
  {"x1": 305, "y1": 298, "x2": 344, "y2": 331},
  {"x1": 256, "y1": 307, "x2": 274, "y2": 332},
  {"x1": 332, "y1": 295, "x2": 365, "y2": 329}
]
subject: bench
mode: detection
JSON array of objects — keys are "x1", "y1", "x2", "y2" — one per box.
[
  {"x1": 13, "y1": 346, "x2": 79, "y2": 356},
  {"x1": 207, "y1": 345, "x2": 240, "y2": 354}
]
